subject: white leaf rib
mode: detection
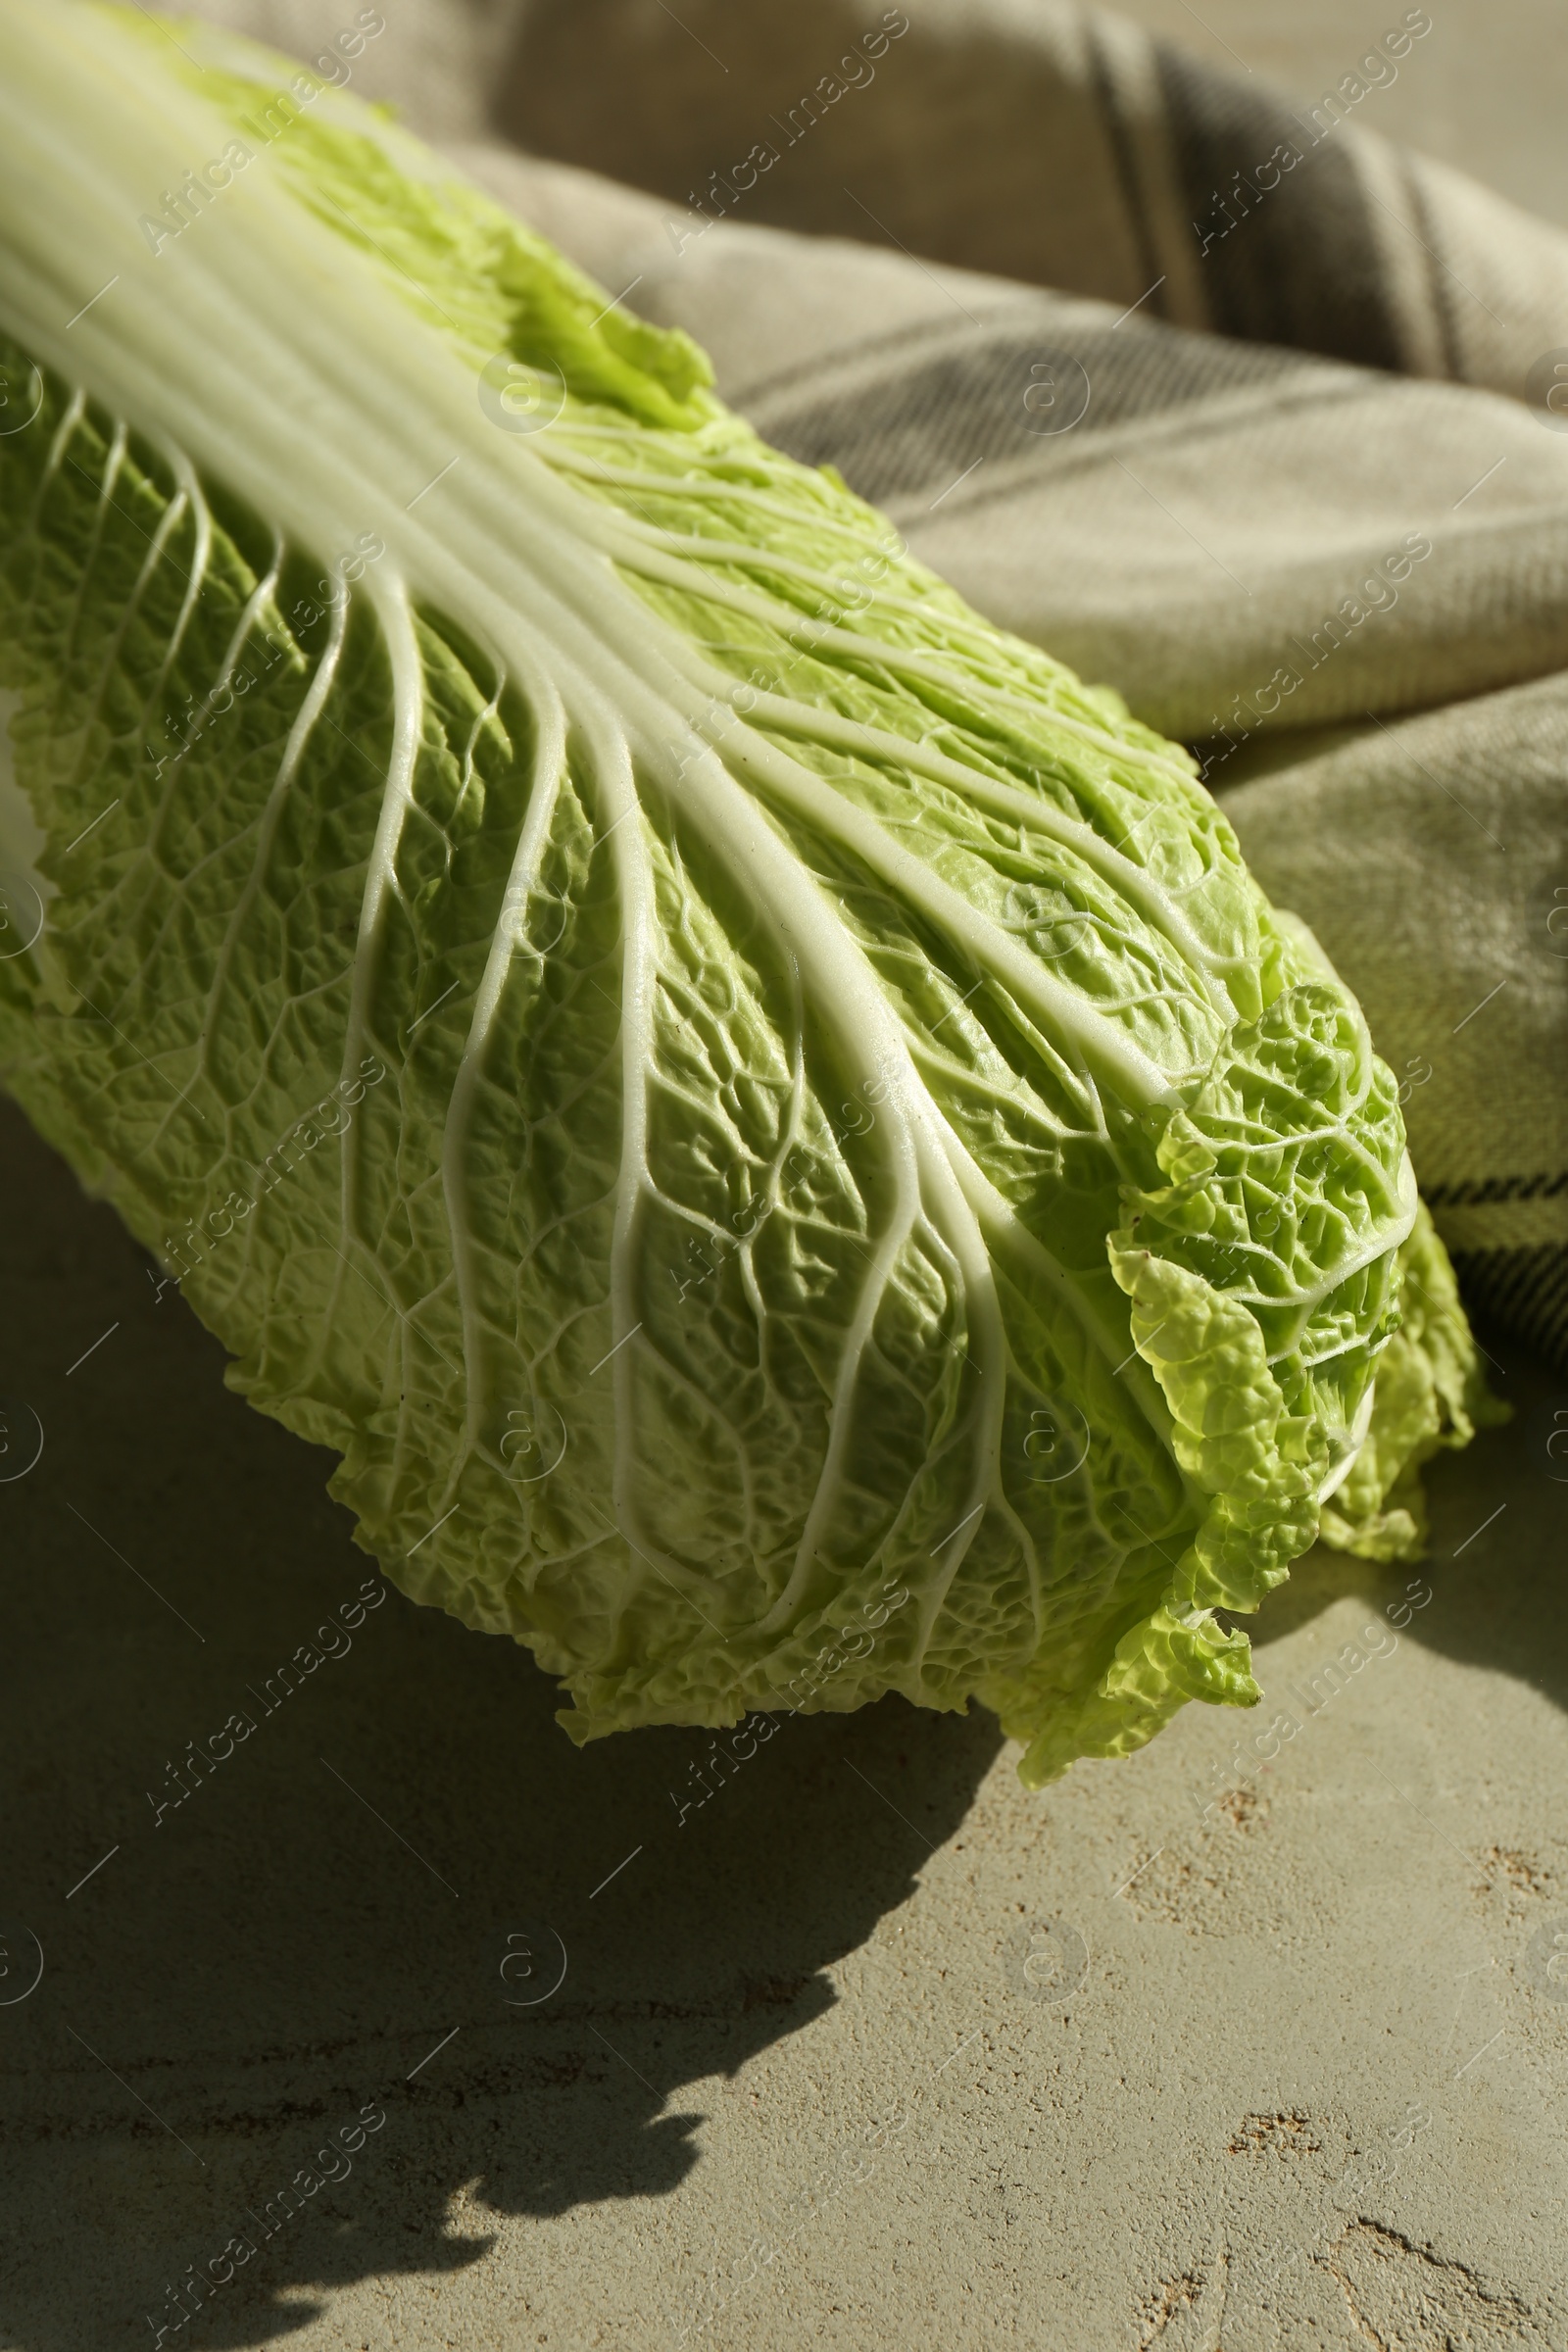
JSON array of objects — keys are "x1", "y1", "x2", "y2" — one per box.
[
  {"x1": 604, "y1": 531, "x2": 1200, "y2": 785},
  {"x1": 730, "y1": 686, "x2": 1248, "y2": 1006},
  {"x1": 41, "y1": 443, "x2": 192, "y2": 865},
  {"x1": 83, "y1": 480, "x2": 196, "y2": 760},
  {"x1": 507, "y1": 631, "x2": 1001, "y2": 1632},
  {"x1": 714, "y1": 719, "x2": 1195, "y2": 1107},
  {"x1": 305, "y1": 576, "x2": 426, "y2": 1396},
  {"x1": 449, "y1": 670, "x2": 507, "y2": 830},
  {"x1": 32, "y1": 382, "x2": 84, "y2": 511},
  {"x1": 95, "y1": 414, "x2": 126, "y2": 508},
  {"x1": 117, "y1": 552, "x2": 299, "y2": 1134},
  {"x1": 574, "y1": 702, "x2": 663, "y2": 1590},
  {"x1": 612, "y1": 514, "x2": 1140, "y2": 722},
  {"x1": 53, "y1": 414, "x2": 128, "y2": 734},
  {"x1": 608, "y1": 724, "x2": 1046, "y2": 1642},
  {"x1": 156, "y1": 445, "x2": 214, "y2": 693},
  {"x1": 341, "y1": 573, "x2": 424, "y2": 1112},
  {"x1": 441, "y1": 659, "x2": 565, "y2": 1456},
  {"x1": 187, "y1": 541, "x2": 322, "y2": 1077}
]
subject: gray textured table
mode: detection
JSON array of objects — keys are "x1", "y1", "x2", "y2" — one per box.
[{"x1": 2, "y1": 1102, "x2": 1565, "y2": 2351}]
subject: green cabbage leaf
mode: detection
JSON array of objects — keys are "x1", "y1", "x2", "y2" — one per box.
[{"x1": 0, "y1": 1, "x2": 1495, "y2": 1782}]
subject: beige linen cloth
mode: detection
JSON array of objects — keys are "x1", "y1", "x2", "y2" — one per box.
[{"x1": 216, "y1": 0, "x2": 1568, "y2": 1368}]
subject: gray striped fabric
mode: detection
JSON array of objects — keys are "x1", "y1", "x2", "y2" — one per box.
[
  {"x1": 494, "y1": 0, "x2": 1568, "y2": 401},
  {"x1": 225, "y1": 0, "x2": 1568, "y2": 1369}
]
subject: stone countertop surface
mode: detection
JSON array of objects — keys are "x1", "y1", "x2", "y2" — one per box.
[{"x1": 1, "y1": 1105, "x2": 1565, "y2": 2352}]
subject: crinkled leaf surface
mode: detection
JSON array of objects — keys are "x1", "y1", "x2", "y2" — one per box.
[{"x1": 0, "y1": 1, "x2": 1491, "y2": 1782}]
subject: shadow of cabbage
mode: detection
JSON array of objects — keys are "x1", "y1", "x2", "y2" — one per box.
[{"x1": 0, "y1": 1101, "x2": 1000, "y2": 2349}]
